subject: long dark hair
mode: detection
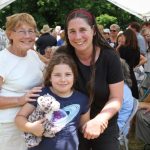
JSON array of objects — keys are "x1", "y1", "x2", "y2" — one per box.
[
  {"x1": 123, "y1": 28, "x2": 139, "y2": 50},
  {"x1": 64, "y1": 8, "x2": 113, "y2": 105}
]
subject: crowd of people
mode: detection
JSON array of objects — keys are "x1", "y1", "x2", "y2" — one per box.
[{"x1": 0, "y1": 8, "x2": 150, "y2": 150}]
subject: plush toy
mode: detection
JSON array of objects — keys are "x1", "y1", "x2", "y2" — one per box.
[{"x1": 24, "y1": 94, "x2": 61, "y2": 148}]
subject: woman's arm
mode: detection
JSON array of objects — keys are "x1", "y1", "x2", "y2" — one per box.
[
  {"x1": 15, "y1": 103, "x2": 45, "y2": 136},
  {"x1": 83, "y1": 81, "x2": 124, "y2": 140},
  {"x1": 96, "y1": 81, "x2": 124, "y2": 122},
  {"x1": 0, "y1": 76, "x2": 42, "y2": 109}
]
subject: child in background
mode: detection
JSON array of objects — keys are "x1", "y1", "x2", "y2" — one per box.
[{"x1": 15, "y1": 53, "x2": 90, "y2": 150}]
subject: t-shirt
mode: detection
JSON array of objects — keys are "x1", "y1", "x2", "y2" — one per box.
[
  {"x1": 73, "y1": 48, "x2": 123, "y2": 124},
  {"x1": 29, "y1": 87, "x2": 89, "y2": 150},
  {"x1": 0, "y1": 49, "x2": 45, "y2": 123}
]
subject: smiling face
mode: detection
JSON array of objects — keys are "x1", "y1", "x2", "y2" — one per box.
[
  {"x1": 50, "y1": 64, "x2": 74, "y2": 97},
  {"x1": 9, "y1": 23, "x2": 36, "y2": 52},
  {"x1": 117, "y1": 34, "x2": 126, "y2": 46},
  {"x1": 67, "y1": 18, "x2": 94, "y2": 54}
]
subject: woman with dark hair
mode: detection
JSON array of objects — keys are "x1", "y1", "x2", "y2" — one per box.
[
  {"x1": 118, "y1": 28, "x2": 140, "y2": 99},
  {"x1": 56, "y1": 8, "x2": 124, "y2": 150}
]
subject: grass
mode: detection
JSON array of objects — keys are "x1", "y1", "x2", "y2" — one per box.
[{"x1": 126, "y1": 121, "x2": 145, "y2": 150}]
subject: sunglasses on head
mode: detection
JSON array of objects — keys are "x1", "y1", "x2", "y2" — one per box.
[{"x1": 110, "y1": 29, "x2": 117, "y2": 32}]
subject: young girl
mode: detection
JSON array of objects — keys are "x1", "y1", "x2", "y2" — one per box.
[{"x1": 15, "y1": 53, "x2": 90, "y2": 150}]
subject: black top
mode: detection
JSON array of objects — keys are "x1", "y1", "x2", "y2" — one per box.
[
  {"x1": 119, "y1": 45, "x2": 140, "y2": 98},
  {"x1": 73, "y1": 48, "x2": 123, "y2": 124},
  {"x1": 29, "y1": 87, "x2": 89, "y2": 150}
]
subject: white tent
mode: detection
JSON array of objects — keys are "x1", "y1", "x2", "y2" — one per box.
[
  {"x1": 106, "y1": 0, "x2": 150, "y2": 21},
  {"x1": 0, "y1": 0, "x2": 15, "y2": 10}
]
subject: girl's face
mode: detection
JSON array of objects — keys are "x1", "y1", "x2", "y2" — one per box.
[
  {"x1": 9, "y1": 23, "x2": 36, "y2": 52},
  {"x1": 50, "y1": 64, "x2": 74, "y2": 97},
  {"x1": 67, "y1": 18, "x2": 94, "y2": 54}
]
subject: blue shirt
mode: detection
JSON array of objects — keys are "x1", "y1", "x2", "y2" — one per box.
[
  {"x1": 29, "y1": 87, "x2": 89, "y2": 150},
  {"x1": 118, "y1": 84, "x2": 134, "y2": 135}
]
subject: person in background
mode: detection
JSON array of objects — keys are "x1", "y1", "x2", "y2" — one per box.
[
  {"x1": 102, "y1": 28, "x2": 111, "y2": 44},
  {"x1": 141, "y1": 21, "x2": 150, "y2": 30},
  {"x1": 118, "y1": 58, "x2": 134, "y2": 135},
  {"x1": 128, "y1": 22, "x2": 147, "y2": 56},
  {"x1": 54, "y1": 25, "x2": 61, "y2": 41},
  {"x1": 116, "y1": 30, "x2": 147, "y2": 88},
  {"x1": 15, "y1": 53, "x2": 90, "y2": 150},
  {"x1": 57, "y1": 30, "x2": 66, "y2": 46},
  {"x1": 56, "y1": 8, "x2": 124, "y2": 150},
  {"x1": 109, "y1": 24, "x2": 120, "y2": 48},
  {"x1": 0, "y1": 13, "x2": 45, "y2": 150},
  {"x1": 36, "y1": 24, "x2": 57, "y2": 55},
  {"x1": 141, "y1": 27, "x2": 150, "y2": 73},
  {"x1": 115, "y1": 32, "x2": 125, "y2": 52},
  {"x1": 117, "y1": 28, "x2": 140, "y2": 99},
  {"x1": 0, "y1": 28, "x2": 9, "y2": 51},
  {"x1": 136, "y1": 94, "x2": 150, "y2": 149},
  {"x1": 44, "y1": 46, "x2": 58, "y2": 60}
]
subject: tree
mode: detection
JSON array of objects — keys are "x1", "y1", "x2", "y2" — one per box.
[
  {"x1": 0, "y1": 0, "x2": 142, "y2": 31},
  {"x1": 96, "y1": 14, "x2": 117, "y2": 28}
]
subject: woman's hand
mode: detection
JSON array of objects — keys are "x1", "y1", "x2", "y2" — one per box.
[
  {"x1": 18, "y1": 86, "x2": 42, "y2": 106},
  {"x1": 139, "y1": 102, "x2": 150, "y2": 113},
  {"x1": 82, "y1": 115, "x2": 108, "y2": 140}
]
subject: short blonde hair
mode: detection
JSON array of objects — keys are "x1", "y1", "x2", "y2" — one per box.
[
  {"x1": 5, "y1": 13, "x2": 37, "y2": 43},
  {"x1": 110, "y1": 24, "x2": 120, "y2": 31}
]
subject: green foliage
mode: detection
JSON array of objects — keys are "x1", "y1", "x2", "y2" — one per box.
[
  {"x1": 96, "y1": 14, "x2": 117, "y2": 28},
  {"x1": 0, "y1": 0, "x2": 142, "y2": 31}
]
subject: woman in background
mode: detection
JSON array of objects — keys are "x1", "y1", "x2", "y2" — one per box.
[{"x1": 118, "y1": 28, "x2": 140, "y2": 99}]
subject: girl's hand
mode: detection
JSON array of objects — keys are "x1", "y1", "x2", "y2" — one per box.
[
  {"x1": 82, "y1": 116, "x2": 108, "y2": 140},
  {"x1": 18, "y1": 86, "x2": 42, "y2": 106},
  {"x1": 30, "y1": 118, "x2": 45, "y2": 137}
]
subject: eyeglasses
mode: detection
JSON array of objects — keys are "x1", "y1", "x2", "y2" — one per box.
[
  {"x1": 13, "y1": 30, "x2": 36, "y2": 36},
  {"x1": 110, "y1": 29, "x2": 117, "y2": 32}
]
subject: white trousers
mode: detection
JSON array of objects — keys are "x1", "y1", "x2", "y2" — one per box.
[{"x1": 0, "y1": 122, "x2": 27, "y2": 150}]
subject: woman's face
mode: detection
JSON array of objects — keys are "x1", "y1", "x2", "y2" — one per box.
[
  {"x1": 9, "y1": 23, "x2": 36, "y2": 52},
  {"x1": 50, "y1": 64, "x2": 74, "y2": 97},
  {"x1": 67, "y1": 18, "x2": 94, "y2": 53},
  {"x1": 117, "y1": 34, "x2": 126, "y2": 46}
]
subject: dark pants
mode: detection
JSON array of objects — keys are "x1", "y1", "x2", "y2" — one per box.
[{"x1": 78, "y1": 124, "x2": 119, "y2": 150}]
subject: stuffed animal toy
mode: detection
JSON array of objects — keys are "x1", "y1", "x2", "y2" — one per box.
[{"x1": 24, "y1": 94, "x2": 61, "y2": 148}]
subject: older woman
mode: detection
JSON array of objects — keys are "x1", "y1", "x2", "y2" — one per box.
[{"x1": 0, "y1": 13, "x2": 45, "y2": 150}]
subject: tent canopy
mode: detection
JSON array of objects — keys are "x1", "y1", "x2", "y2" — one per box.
[
  {"x1": 106, "y1": 0, "x2": 150, "y2": 21},
  {"x1": 0, "y1": 0, "x2": 15, "y2": 10}
]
